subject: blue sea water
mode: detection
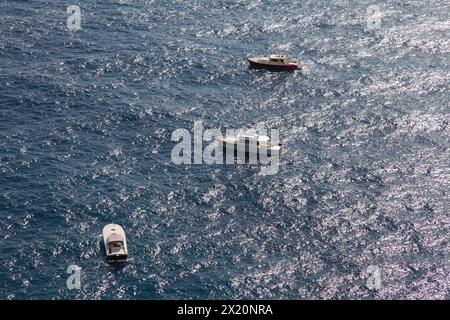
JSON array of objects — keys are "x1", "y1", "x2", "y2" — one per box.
[{"x1": 0, "y1": 0, "x2": 449, "y2": 299}]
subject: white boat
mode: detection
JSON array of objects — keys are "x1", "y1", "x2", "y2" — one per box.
[
  {"x1": 218, "y1": 133, "x2": 281, "y2": 157},
  {"x1": 103, "y1": 224, "x2": 128, "y2": 262},
  {"x1": 248, "y1": 54, "x2": 300, "y2": 70}
]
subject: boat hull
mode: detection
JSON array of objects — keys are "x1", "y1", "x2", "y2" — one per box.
[{"x1": 248, "y1": 59, "x2": 300, "y2": 71}]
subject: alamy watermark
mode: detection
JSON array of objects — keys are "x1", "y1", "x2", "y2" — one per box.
[
  {"x1": 365, "y1": 265, "x2": 381, "y2": 291},
  {"x1": 67, "y1": 5, "x2": 81, "y2": 32},
  {"x1": 171, "y1": 121, "x2": 281, "y2": 175},
  {"x1": 66, "y1": 264, "x2": 81, "y2": 290},
  {"x1": 366, "y1": 5, "x2": 382, "y2": 30}
]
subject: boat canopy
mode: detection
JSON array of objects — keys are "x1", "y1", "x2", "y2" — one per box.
[
  {"x1": 269, "y1": 54, "x2": 285, "y2": 61},
  {"x1": 238, "y1": 134, "x2": 270, "y2": 142},
  {"x1": 269, "y1": 54, "x2": 285, "y2": 59},
  {"x1": 107, "y1": 233, "x2": 124, "y2": 243}
]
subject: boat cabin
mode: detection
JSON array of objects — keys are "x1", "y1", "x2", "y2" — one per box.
[
  {"x1": 106, "y1": 233, "x2": 125, "y2": 254},
  {"x1": 268, "y1": 54, "x2": 287, "y2": 64},
  {"x1": 238, "y1": 134, "x2": 270, "y2": 145}
]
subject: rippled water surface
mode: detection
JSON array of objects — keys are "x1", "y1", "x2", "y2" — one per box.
[{"x1": 0, "y1": 0, "x2": 449, "y2": 299}]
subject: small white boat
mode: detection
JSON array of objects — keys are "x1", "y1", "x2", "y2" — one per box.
[
  {"x1": 103, "y1": 224, "x2": 128, "y2": 262},
  {"x1": 248, "y1": 54, "x2": 300, "y2": 70},
  {"x1": 218, "y1": 133, "x2": 281, "y2": 157}
]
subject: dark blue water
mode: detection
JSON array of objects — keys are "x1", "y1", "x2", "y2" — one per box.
[{"x1": 1, "y1": 0, "x2": 449, "y2": 299}]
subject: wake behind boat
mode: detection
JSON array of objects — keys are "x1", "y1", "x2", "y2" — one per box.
[{"x1": 248, "y1": 54, "x2": 300, "y2": 70}]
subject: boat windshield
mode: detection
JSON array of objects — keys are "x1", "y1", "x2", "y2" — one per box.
[
  {"x1": 108, "y1": 241, "x2": 124, "y2": 253},
  {"x1": 239, "y1": 135, "x2": 258, "y2": 142},
  {"x1": 111, "y1": 241, "x2": 123, "y2": 247}
]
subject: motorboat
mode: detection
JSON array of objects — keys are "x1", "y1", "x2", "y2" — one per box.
[
  {"x1": 248, "y1": 54, "x2": 300, "y2": 70},
  {"x1": 218, "y1": 133, "x2": 282, "y2": 157},
  {"x1": 103, "y1": 224, "x2": 128, "y2": 262}
]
